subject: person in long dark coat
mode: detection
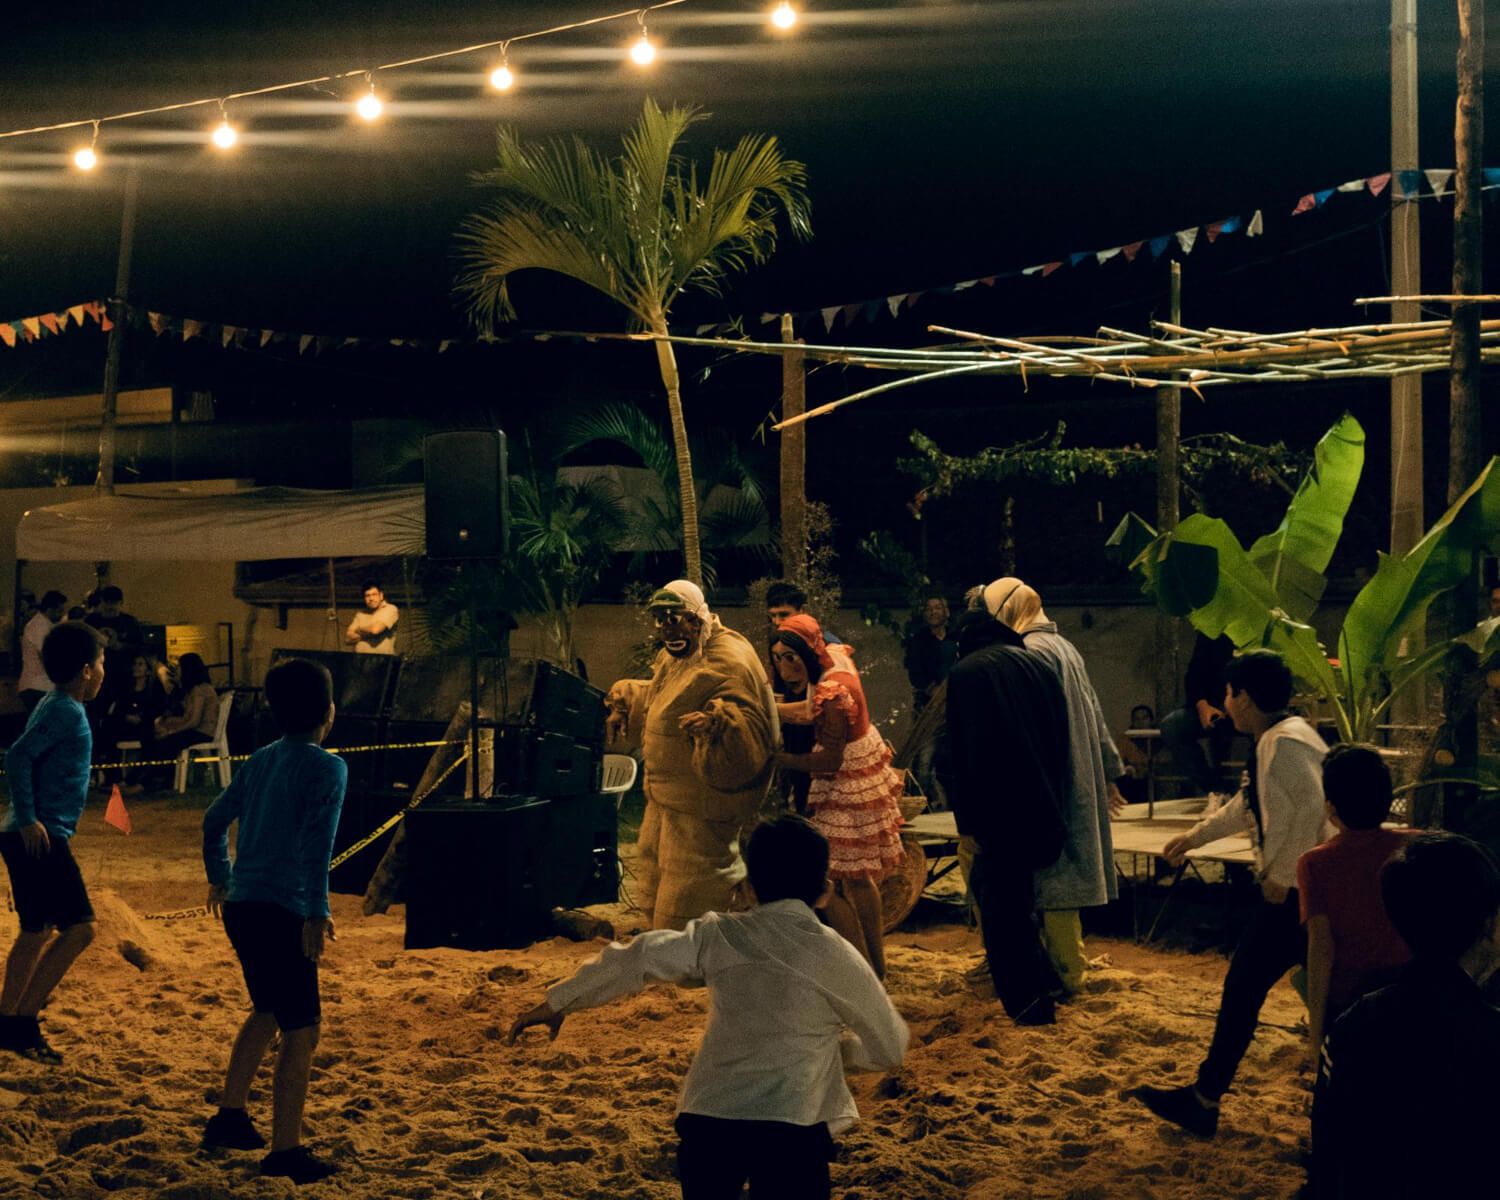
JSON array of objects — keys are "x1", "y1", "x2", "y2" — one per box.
[{"x1": 938, "y1": 612, "x2": 1072, "y2": 1025}]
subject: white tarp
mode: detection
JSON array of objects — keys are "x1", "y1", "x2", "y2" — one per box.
[{"x1": 16, "y1": 485, "x2": 424, "y2": 562}]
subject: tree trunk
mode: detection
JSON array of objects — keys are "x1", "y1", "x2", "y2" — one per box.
[
  {"x1": 1154, "y1": 260, "x2": 1184, "y2": 725},
  {"x1": 1449, "y1": 0, "x2": 1484, "y2": 506},
  {"x1": 652, "y1": 325, "x2": 702, "y2": 586},
  {"x1": 779, "y1": 313, "x2": 807, "y2": 581}
]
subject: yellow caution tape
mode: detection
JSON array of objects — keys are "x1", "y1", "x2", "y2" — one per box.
[{"x1": 0, "y1": 739, "x2": 463, "y2": 777}]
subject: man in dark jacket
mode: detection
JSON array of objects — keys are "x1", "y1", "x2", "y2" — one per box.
[{"x1": 938, "y1": 612, "x2": 1071, "y2": 1025}]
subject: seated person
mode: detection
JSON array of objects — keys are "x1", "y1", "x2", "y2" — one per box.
[
  {"x1": 103, "y1": 654, "x2": 169, "y2": 789},
  {"x1": 150, "y1": 654, "x2": 220, "y2": 783},
  {"x1": 1159, "y1": 633, "x2": 1238, "y2": 796}
]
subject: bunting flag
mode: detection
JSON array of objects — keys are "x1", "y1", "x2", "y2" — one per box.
[
  {"x1": 1424, "y1": 168, "x2": 1454, "y2": 197},
  {"x1": 104, "y1": 784, "x2": 132, "y2": 835}
]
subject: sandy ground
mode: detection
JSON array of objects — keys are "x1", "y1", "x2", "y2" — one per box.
[{"x1": 0, "y1": 798, "x2": 1312, "y2": 1199}]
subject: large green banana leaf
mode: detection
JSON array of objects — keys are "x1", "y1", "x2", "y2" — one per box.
[{"x1": 1248, "y1": 413, "x2": 1364, "y2": 622}]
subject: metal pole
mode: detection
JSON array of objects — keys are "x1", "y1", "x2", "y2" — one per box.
[
  {"x1": 1389, "y1": 0, "x2": 1424, "y2": 553},
  {"x1": 97, "y1": 164, "x2": 140, "y2": 497}
]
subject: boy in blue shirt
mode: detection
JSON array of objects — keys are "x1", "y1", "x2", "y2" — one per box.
[
  {"x1": 201, "y1": 657, "x2": 347, "y2": 1185},
  {"x1": 0, "y1": 622, "x2": 107, "y2": 1064}
]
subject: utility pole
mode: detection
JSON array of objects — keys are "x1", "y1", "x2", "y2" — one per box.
[
  {"x1": 97, "y1": 164, "x2": 140, "y2": 497},
  {"x1": 1153, "y1": 260, "x2": 1183, "y2": 724},
  {"x1": 779, "y1": 313, "x2": 807, "y2": 580},
  {"x1": 1390, "y1": 0, "x2": 1424, "y2": 553}
]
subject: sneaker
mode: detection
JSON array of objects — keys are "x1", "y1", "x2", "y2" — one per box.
[
  {"x1": 1127, "y1": 1083, "x2": 1219, "y2": 1137},
  {"x1": 260, "y1": 1146, "x2": 337, "y2": 1184},
  {"x1": 10, "y1": 1017, "x2": 62, "y2": 1065},
  {"x1": 1012, "y1": 996, "x2": 1057, "y2": 1027},
  {"x1": 203, "y1": 1107, "x2": 265, "y2": 1150}
]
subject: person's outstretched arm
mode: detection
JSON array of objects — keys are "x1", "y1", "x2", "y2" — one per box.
[{"x1": 4, "y1": 701, "x2": 70, "y2": 855}]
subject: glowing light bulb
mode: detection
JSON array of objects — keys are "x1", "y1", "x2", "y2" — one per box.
[
  {"x1": 356, "y1": 81, "x2": 383, "y2": 122},
  {"x1": 630, "y1": 32, "x2": 656, "y2": 65},
  {"x1": 490, "y1": 64, "x2": 515, "y2": 91},
  {"x1": 73, "y1": 145, "x2": 98, "y2": 171},
  {"x1": 771, "y1": 2, "x2": 797, "y2": 30},
  {"x1": 212, "y1": 120, "x2": 238, "y2": 149}
]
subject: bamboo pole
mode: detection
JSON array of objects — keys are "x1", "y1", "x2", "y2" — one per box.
[
  {"x1": 1154, "y1": 261, "x2": 1183, "y2": 729},
  {"x1": 779, "y1": 313, "x2": 807, "y2": 581},
  {"x1": 1449, "y1": 0, "x2": 1485, "y2": 506}
]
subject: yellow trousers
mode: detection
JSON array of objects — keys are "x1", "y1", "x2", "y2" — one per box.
[{"x1": 1040, "y1": 908, "x2": 1086, "y2": 994}]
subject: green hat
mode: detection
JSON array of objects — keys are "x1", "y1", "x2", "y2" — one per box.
[{"x1": 648, "y1": 587, "x2": 689, "y2": 610}]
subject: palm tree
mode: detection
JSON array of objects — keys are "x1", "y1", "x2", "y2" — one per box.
[{"x1": 458, "y1": 98, "x2": 811, "y2": 585}]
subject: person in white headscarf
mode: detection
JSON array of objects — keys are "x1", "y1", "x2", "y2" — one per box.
[
  {"x1": 605, "y1": 581, "x2": 779, "y2": 930},
  {"x1": 985, "y1": 576, "x2": 1126, "y2": 995}
]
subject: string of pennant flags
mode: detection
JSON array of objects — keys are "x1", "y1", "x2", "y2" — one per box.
[{"x1": 4, "y1": 167, "x2": 1499, "y2": 354}]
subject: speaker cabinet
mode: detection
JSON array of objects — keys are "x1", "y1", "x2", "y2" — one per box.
[
  {"x1": 494, "y1": 658, "x2": 606, "y2": 743},
  {"x1": 404, "y1": 801, "x2": 552, "y2": 950},
  {"x1": 267, "y1": 648, "x2": 394, "y2": 719},
  {"x1": 328, "y1": 789, "x2": 412, "y2": 895},
  {"x1": 424, "y1": 430, "x2": 509, "y2": 559},
  {"x1": 547, "y1": 793, "x2": 619, "y2": 909},
  {"x1": 492, "y1": 725, "x2": 600, "y2": 797},
  {"x1": 383, "y1": 719, "x2": 462, "y2": 794},
  {"x1": 323, "y1": 715, "x2": 385, "y2": 793}
]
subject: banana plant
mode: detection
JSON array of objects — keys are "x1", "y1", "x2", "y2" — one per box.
[{"x1": 1108, "y1": 413, "x2": 1500, "y2": 743}]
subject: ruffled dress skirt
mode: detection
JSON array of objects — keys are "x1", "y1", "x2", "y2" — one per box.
[{"x1": 807, "y1": 725, "x2": 907, "y2": 881}]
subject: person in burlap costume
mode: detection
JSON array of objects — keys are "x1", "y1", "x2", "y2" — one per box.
[{"x1": 605, "y1": 581, "x2": 778, "y2": 930}]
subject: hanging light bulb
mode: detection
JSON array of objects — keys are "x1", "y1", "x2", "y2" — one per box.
[
  {"x1": 211, "y1": 100, "x2": 238, "y2": 149},
  {"x1": 770, "y1": 2, "x2": 797, "y2": 30},
  {"x1": 356, "y1": 73, "x2": 384, "y2": 122},
  {"x1": 73, "y1": 121, "x2": 100, "y2": 171},
  {"x1": 490, "y1": 43, "x2": 515, "y2": 91},
  {"x1": 630, "y1": 11, "x2": 656, "y2": 66}
]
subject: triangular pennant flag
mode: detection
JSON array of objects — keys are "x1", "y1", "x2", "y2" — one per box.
[
  {"x1": 841, "y1": 303, "x2": 861, "y2": 324},
  {"x1": 979, "y1": 276, "x2": 997, "y2": 287},
  {"x1": 21, "y1": 317, "x2": 40, "y2": 341},
  {"x1": 316, "y1": 336, "x2": 337, "y2": 354},
  {"x1": 695, "y1": 323, "x2": 715, "y2": 336},
  {"x1": 100, "y1": 311, "x2": 113, "y2": 332},
  {"x1": 1292, "y1": 193, "x2": 1318, "y2": 214},
  {"x1": 858, "y1": 300, "x2": 880, "y2": 323},
  {"x1": 1148, "y1": 235, "x2": 1172, "y2": 259},
  {"x1": 904, "y1": 292, "x2": 923, "y2": 309},
  {"x1": 148, "y1": 311, "x2": 167, "y2": 335},
  {"x1": 1246, "y1": 210, "x2": 1264, "y2": 236},
  {"x1": 221, "y1": 325, "x2": 237, "y2": 348},
  {"x1": 1068, "y1": 251, "x2": 1090, "y2": 267},
  {"x1": 0, "y1": 324, "x2": 15, "y2": 348},
  {"x1": 1219, "y1": 216, "x2": 1242, "y2": 235},
  {"x1": 438, "y1": 339, "x2": 455, "y2": 353},
  {"x1": 821, "y1": 305, "x2": 839, "y2": 332},
  {"x1": 1022, "y1": 264, "x2": 1045, "y2": 276},
  {"x1": 1096, "y1": 246, "x2": 1123, "y2": 264},
  {"x1": 1314, "y1": 188, "x2": 1335, "y2": 207},
  {"x1": 183, "y1": 319, "x2": 203, "y2": 341},
  {"x1": 952, "y1": 280, "x2": 978, "y2": 291},
  {"x1": 1204, "y1": 222, "x2": 1225, "y2": 244},
  {"x1": 341, "y1": 336, "x2": 360, "y2": 349},
  {"x1": 67, "y1": 304, "x2": 86, "y2": 325},
  {"x1": 1121, "y1": 241, "x2": 1145, "y2": 263},
  {"x1": 1367, "y1": 172, "x2": 1391, "y2": 197},
  {"x1": 1424, "y1": 169, "x2": 1454, "y2": 196},
  {"x1": 104, "y1": 784, "x2": 132, "y2": 835},
  {"x1": 887, "y1": 294, "x2": 906, "y2": 318},
  {"x1": 260, "y1": 329, "x2": 275, "y2": 347},
  {"x1": 1484, "y1": 168, "x2": 1500, "y2": 187},
  {"x1": 298, "y1": 334, "x2": 314, "y2": 354},
  {"x1": 1337, "y1": 178, "x2": 1366, "y2": 193},
  {"x1": 1040, "y1": 261, "x2": 1063, "y2": 277},
  {"x1": 1175, "y1": 227, "x2": 1198, "y2": 254},
  {"x1": 1395, "y1": 169, "x2": 1423, "y2": 199},
  {"x1": 39, "y1": 313, "x2": 60, "y2": 335}
]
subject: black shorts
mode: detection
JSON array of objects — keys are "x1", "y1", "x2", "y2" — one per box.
[
  {"x1": 222, "y1": 901, "x2": 321, "y2": 1032},
  {"x1": 0, "y1": 830, "x2": 94, "y2": 933}
]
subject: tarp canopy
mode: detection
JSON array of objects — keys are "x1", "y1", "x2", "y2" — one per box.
[{"x1": 16, "y1": 485, "x2": 423, "y2": 561}]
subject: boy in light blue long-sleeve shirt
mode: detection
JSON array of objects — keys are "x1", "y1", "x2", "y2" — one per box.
[{"x1": 201, "y1": 657, "x2": 346, "y2": 1185}]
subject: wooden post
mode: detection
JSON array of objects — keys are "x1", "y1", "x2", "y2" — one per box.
[
  {"x1": 96, "y1": 165, "x2": 139, "y2": 497},
  {"x1": 1153, "y1": 261, "x2": 1183, "y2": 725},
  {"x1": 1449, "y1": 0, "x2": 1484, "y2": 506},
  {"x1": 1390, "y1": 0, "x2": 1424, "y2": 555},
  {"x1": 779, "y1": 313, "x2": 807, "y2": 580}
]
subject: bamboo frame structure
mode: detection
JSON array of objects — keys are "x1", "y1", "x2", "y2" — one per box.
[{"x1": 576, "y1": 308, "x2": 1500, "y2": 430}]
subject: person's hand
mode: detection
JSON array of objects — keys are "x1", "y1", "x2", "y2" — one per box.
[
  {"x1": 19, "y1": 821, "x2": 50, "y2": 858},
  {"x1": 508, "y1": 999, "x2": 565, "y2": 1044},
  {"x1": 1260, "y1": 879, "x2": 1289, "y2": 905},
  {"x1": 1195, "y1": 700, "x2": 1225, "y2": 731},
  {"x1": 1107, "y1": 782, "x2": 1127, "y2": 818},
  {"x1": 206, "y1": 884, "x2": 228, "y2": 919},
  {"x1": 604, "y1": 686, "x2": 631, "y2": 742},
  {"x1": 1161, "y1": 834, "x2": 1192, "y2": 867},
  {"x1": 302, "y1": 916, "x2": 336, "y2": 963},
  {"x1": 679, "y1": 710, "x2": 722, "y2": 739}
]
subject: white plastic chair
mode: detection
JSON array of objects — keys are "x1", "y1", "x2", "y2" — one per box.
[
  {"x1": 601, "y1": 753, "x2": 638, "y2": 807},
  {"x1": 175, "y1": 690, "x2": 235, "y2": 793}
]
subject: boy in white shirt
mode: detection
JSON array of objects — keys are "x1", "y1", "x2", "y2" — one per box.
[{"x1": 510, "y1": 814, "x2": 908, "y2": 1200}]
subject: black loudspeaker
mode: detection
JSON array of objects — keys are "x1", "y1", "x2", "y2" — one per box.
[
  {"x1": 388, "y1": 655, "x2": 501, "y2": 722},
  {"x1": 328, "y1": 789, "x2": 411, "y2": 895},
  {"x1": 492, "y1": 725, "x2": 600, "y2": 796},
  {"x1": 404, "y1": 801, "x2": 552, "y2": 950},
  {"x1": 496, "y1": 659, "x2": 606, "y2": 744},
  {"x1": 383, "y1": 719, "x2": 463, "y2": 793},
  {"x1": 323, "y1": 716, "x2": 385, "y2": 793},
  {"x1": 547, "y1": 793, "x2": 619, "y2": 909},
  {"x1": 424, "y1": 431, "x2": 509, "y2": 559},
  {"x1": 267, "y1": 649, "x2": 394, "y2": 719}
]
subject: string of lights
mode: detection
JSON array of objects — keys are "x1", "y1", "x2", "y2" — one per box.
[{"x1": 0, "y1": 1, "x2": 803, "y2": 172}]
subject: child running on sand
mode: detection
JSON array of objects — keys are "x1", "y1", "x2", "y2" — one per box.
[
  {"x1": 510, "y1": 814, "x2": 909, "y2": 1200},
  {"x1": 0, "y1": 622, "x2": 107, "y2": 1064},
  {"x1": 201, "y1": 658, "x2": 347, "y2": 1185}
]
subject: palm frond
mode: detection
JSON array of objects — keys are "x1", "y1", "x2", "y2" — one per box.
[{"x1": 559, "y1": 402, "x2": 678, "y2": 486}]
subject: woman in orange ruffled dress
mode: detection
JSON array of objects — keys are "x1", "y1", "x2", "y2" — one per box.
[{"x1": 772, "y1": 614, "x2": 905, "y2": 977}]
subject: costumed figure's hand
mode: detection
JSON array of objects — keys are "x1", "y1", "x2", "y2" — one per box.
[
  {"x1": 508, "y1": 1000, "x2": 565, "y2": 1043},
  {"x1": 1161, "y1": 834, "x2": 1192, "y2": 867},
  {"x1": 19, "y1": 821, "x2": 50, "y2": 858},
  {"x1": 679, "y1": 709, "x2": 724, "y2": 740},
  {"x1": 604, "y1": 686, "x2": 631, "y2": 742},
  {"x1": 206, "y1": 883, "x2": 228, "y2": 920}
]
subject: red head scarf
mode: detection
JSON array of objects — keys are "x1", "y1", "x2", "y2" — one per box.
[{"x1": 776, "y1": 613, "x2": 836, "y2": 671}]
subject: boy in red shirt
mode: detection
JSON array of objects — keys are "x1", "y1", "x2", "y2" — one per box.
[{"x1": 1296, "y1": 743, "x2": 1412, "y2": 1068}]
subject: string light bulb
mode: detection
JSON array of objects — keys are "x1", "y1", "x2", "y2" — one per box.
[
  {"x1": 73, "y1": 121, "x2": 100, "y2": 171},
  {"x1": 211, "y1": 100, "x2": 237, "y2": 149},
  {"x1": 630, "y1": 11, "x2": 656, "y2": 66},
  {"x1": 489, "y1": 43, "x2": 515, "y2": 91},
  {"x1": 770, "y1": 2, "x2": 797, "y2": 30},
  {"x1": 356, "y1": 74, "x2": 384, "y2": 122}
]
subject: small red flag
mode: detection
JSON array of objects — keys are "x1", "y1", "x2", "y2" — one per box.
[{"x1": 105, "y1": 785, "x2": 132, "y2": 835}]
